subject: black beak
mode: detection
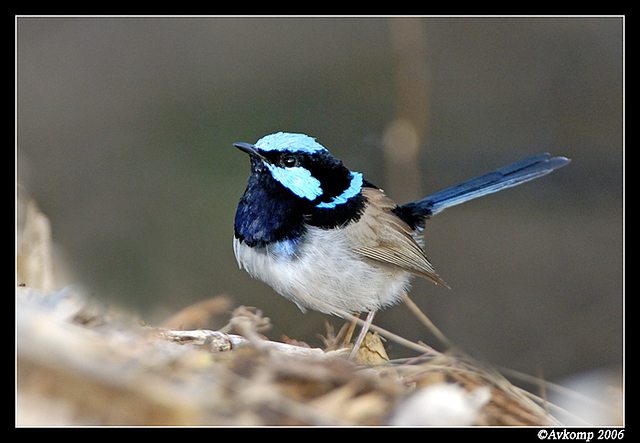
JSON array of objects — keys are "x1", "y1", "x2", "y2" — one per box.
[{"x1": 234, "y1": 142, "x2": 261, "y2": 158}]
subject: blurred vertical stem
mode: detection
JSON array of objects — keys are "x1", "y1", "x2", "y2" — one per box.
[{"x1": 384, "y1": 17, "x2": 430, "y2": 203}]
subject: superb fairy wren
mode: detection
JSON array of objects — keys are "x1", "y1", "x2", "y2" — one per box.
[{"x1": 233, "y1": 132, "x2": 569, "y2": 359}]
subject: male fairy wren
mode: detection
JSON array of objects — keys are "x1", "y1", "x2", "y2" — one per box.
[{"x1": 233, "y1": 132, "x2": 569, "y2": 358}]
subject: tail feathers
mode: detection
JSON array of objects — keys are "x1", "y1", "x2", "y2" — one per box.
[{"x1": 395, "y1": 153, "x2": 570, "y2": 230}]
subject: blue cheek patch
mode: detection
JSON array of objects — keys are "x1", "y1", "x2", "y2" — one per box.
[
  {"x1": 266, "y1": 163, "x2": 363, "y2": 208},
  {"x1": 266, "y1": 163, "x2": 323, "y2": 201},
  {"x1": 316, "y1": 172, "x2": 363, "y2": 209}
]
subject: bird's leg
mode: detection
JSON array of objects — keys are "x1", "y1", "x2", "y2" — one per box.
[
  {"x1": 341, "y1": 312, "x2": 360, "y2": 347},
  {"x1": 348, "y1": 310, "x2": 376, "y2": 360}
]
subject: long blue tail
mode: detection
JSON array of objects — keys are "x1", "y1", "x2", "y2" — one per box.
[{"x1": 395, "y1": 153, "x2": 570, "y2": 229}]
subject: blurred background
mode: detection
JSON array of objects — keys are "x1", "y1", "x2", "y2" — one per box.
[{"x1": 17, "y1": 17, "x2": 622, "y2": 389}]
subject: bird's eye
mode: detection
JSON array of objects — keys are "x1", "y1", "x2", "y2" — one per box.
[{"x1": 281, "y1": 154, "x2": 298, "y2": 168}]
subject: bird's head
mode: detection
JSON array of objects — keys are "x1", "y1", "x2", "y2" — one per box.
[{"x1": 235, "y1": 132, "x2": 363, "y2": 210}]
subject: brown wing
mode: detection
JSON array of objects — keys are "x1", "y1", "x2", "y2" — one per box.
[{"x1": 348, "y1": 187, "x2": 449, "y2": 288}]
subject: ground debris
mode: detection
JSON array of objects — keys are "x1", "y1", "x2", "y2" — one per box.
[{"x1": 17, "y1": 286, "x2": 562, "y2": 426}]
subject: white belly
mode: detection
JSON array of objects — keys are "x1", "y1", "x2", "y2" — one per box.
[{"x1": 233, "y1": 226, "x2": 413, "y2": 315}]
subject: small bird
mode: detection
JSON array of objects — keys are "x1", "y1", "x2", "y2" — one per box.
[{"x1": 233, "y1": 132, "x2": 569, "y2": 358}]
